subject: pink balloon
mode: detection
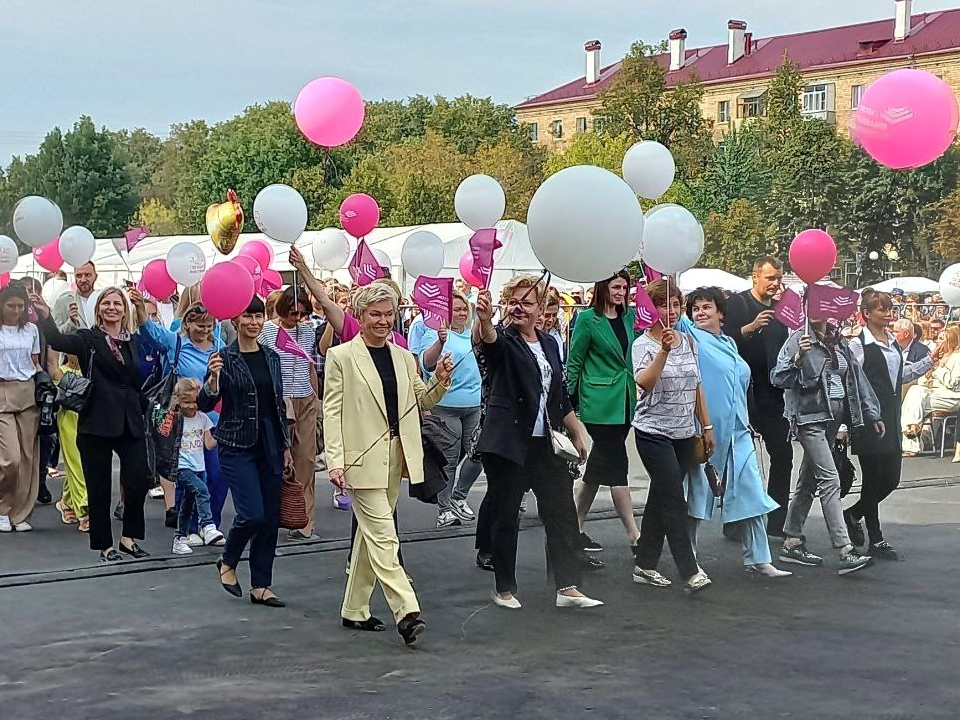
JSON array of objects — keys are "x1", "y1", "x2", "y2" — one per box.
[
  {"x1": 339, "y1": 193, "x2": 380, "y2": 238},
  {"x1": 33, "y1": 237, "x2": 64, "y2": 272},
  {"x1": 294, "y1": 77, "x2": 365, "y2": 148},
  {"x1": 238, "y1": 239, "x2": 274, "y2": 270},
  {"x1": 789, "y1": 229, "x2": 837, "y2": 284},
  {"x1": 0, "y1": 273, "x2": 8, "y2": 288},
  {"x1": 200, "y1": 263, "x2": 255, "y2": 320},
  {"x1": 851, "y1": 69, "x2": 959, "y2": 169},
  {"x1": 260, "y1": 268, "x2": 283, "y2": 295},
  {"x1": 141, "y1": 259, "x2": 177, "y2": 301},
  {"x1": 459, "y1": 249, "x2": 484, "y2": 287},
  {"x1": 233, "y1": 255, "x2": 263, "y2": 295}
]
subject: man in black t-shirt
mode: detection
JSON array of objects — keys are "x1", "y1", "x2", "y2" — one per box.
[{"x1": 722, "y1": 256, "x2": 792, "y2": 537}]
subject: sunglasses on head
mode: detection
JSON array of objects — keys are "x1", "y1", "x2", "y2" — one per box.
[{"x1": 185, "y1": 305, "x2": 208, "y2": 319}]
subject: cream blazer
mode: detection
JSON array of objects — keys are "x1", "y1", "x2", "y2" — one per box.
[{"x1": 323, "y1": 334, "x2": 448, "y2": 490}]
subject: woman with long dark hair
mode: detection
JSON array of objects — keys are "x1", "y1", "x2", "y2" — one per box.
[{"x1": 565, "y1": 270, "x2": 639, "y2": 553}]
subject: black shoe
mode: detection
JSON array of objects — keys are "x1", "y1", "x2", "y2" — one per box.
[
  {"x1": 475, "y1": 552, "x2": 495, "y2": 572},
  {"x1": 118, "y1": 541, "x2": 149, "y2": 559},
  {"x1": 342, "y1": 617, "x2": 387, "y2": 632},
  {"x1": 100, "y1": 549, "x2": 122, "y2": 563},
  {"x1": 579, "y1": 532, "x2": 603, "y2": 553},
  {"x1": 397, "y1": 616, "x2": 426, "y2": 646},
  {"x1": 250, "y1": 591, "x2": 286, "y2": 608},
  {"x1": 113, "y1": 502, "x2": 124, "y2": 521},
  {"x1": 844, "y1": 511, "x2": 865, "y2": 547},
  {"x1": 583, "y1": 554, "x2": 604, "y2": 571},
  {"x1": 217, "y1": 559, "x2": 242, "y2": 597},
  {"x1": 868, "y1": 541, "x2": 901, "y2": 561},
  {"x1": 164, "y1": 507, "x2": 177, "y2": 529},
  {"x1": 37, "y1": 484, "x2": 53, "y2": 505}
]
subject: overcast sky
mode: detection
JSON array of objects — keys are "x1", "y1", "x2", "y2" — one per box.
[{"x1": 1, "y1": 0, "x2": 957, "y2": 165}]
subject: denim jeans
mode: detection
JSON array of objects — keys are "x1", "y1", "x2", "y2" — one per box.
[
  {"x1": 176, "y1": 469, "x2": 212, "y2": 537},
  {"x1": 431, "y1": 405, "x2": 483, "y2": 512}
]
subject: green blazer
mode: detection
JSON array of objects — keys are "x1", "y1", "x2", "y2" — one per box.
[{"x1": 565, "y1": 307, "x2": 637, "y2": 425}]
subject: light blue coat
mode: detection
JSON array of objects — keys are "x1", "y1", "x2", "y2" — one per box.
[{"x1": 678, "y1": 317, "x2": 779, "y2": 523}]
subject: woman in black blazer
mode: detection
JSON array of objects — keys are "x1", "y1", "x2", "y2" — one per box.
[
  {"x1": 473, "y1": 275, "x2": 602, "y2": 610},
  {"x1": 31, "y1": 288, "x2": 151, "y2": 563}
]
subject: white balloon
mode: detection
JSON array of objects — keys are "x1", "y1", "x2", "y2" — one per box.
[
  {"x1": 166, "y1": 241, "x2": 207, "y2": 287},
  {"x1": 938, "y1": 263, "x2": 960, "y2": 306},
  {"x1": 312, "y1": 228, "x2": 352, "y2": 271},
  {"x1": 641, "y1": 205, "x2": 704, "y2": 275},
  {"x1": 253, "y1": 184, "x2": 308, "y2": 244},
  {"x1": 622, "y1": 141, "x2": 676, "y2": 200},
  {"x1": 41, "y1": 278, "x2": 71, "y2": 308},
  {"x1": 644, "y1": 202, "x2": 682, "y2": 218},
  {"x1": 12, "y1": 196, "x2": 63, "y2": 248},
  {"x1": 455, "y1": 174, "x2": 506, "y2": 231},
  {"x1": 59, "y1": 226, "x2": 96, "y2": 268},
  {"x1": 0, "y1": 235, "x2": 19, "y2": 274},
  {"x1": 527, "y1": 166, "x2": 644, "y2": 283},
  {"x1": 401, "y1": 230, "x2": 444, "y2": 278},
  {"x1": 372, "y1": 248, "x2": 391, "y2": 272}
]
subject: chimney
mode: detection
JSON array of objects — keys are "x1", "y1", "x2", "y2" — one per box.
[
  {"x1": 744, "y1": 31, "x2": 753, "y2": 56},
  {"x1": 895, "y1": 0, "x2": 913, "y2": 41},
  {"x1": 585, "y1": 40, "x2": 602, "y2": 84},
  {"x1": 728, "y1": 20, "x2": 747, "y2": 64},
  {"x1": 669, "y1": 29, "x2": 688, "y2": 71}
]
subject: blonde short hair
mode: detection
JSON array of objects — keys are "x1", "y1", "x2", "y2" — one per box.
[
  {"x1": 501, "y1": 274, "x2": 548, "y2": 306},
  {"x1": 352, "y1": 283, "x2": 399, "y2": 315},
  {"x1": 170, "y1": 377, "x2": 201, "y2": 411},
  {"x1": 93, "y1": 287, "x2": 137, "y2": 334}
]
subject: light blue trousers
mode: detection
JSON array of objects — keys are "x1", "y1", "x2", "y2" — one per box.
[{"x1": 688, "y1": 514, "x2": 772, "y2": 566}]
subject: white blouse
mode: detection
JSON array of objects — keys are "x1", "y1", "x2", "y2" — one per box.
[{"x1": 0, "y1": 323, "x2": 40, "y2": 381}]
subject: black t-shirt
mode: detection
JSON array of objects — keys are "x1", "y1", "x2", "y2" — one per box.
[
  {"x1": 241, "y1": 348, "x2": 276, "y2": 417},
  {"x1": 608, "y1": 315, "x2": 629, "y2": 355},
  {"x1": 367, "y1": 344, "x2": 399, "y2": 432},
  {"x1": 722, "y1": 290, "x2": 788, "y2": 403}
]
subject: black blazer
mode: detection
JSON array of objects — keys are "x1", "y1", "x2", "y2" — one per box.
[
  {"x1": 39, "y1": 316, "x2": 146, "y2": 439},
  {"x1": 474, "y1": 325, "x2": 573, "y2": 466}
]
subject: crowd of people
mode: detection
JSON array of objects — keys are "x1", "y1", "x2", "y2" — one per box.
[{"x1": 1, "y1": 251, "x2": 957, "y2": 645}]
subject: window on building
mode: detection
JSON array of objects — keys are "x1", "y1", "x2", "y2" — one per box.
[
  {"x1": 851, "y1": 84, "x2": 864, "y2": 110},
  {"x1": 803, "y1": 84, "x2": 829, "y2": 114},
  {"x1": 717, "y1": 100, "x2": 730, "y2": 124},
  {"x1": 551, "y1": 119, "x2": 563, "y2": 139},
  {"x1": 576, "y1": 116, "x2": 588, "y2": 133},
  {"x1": 739, "y1": 93, "x2": 766, "y2": 119},
  {"x1": 593, "y1": 115, "x2": 609, "y2": 134},
  {"x1": 528, "y1": 122, "x2": 538, "y2": 142}
]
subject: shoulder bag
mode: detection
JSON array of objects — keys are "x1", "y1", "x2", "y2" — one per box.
[{"x1": 57, "y1": 350, "x2": 94, "y2": 413}]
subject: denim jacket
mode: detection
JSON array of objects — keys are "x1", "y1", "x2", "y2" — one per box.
[
  {"x1": 198, "y1": 342, "x2": 290, "y2": 450},
  {"x1": 771, "y1": 329, "x2": 881, "y2": 430}
]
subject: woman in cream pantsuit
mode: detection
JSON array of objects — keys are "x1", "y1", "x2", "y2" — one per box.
[{"x1": 324, "y1": 283, "x2": 452, "y2": 646}]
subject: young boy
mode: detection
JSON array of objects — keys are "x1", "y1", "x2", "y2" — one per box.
[{"x1": 171, "y1": 378, "x2": 224, "y2": 554}]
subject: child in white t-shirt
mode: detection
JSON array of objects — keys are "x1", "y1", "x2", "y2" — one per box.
[{"x1": 171, "y1": 379, "x2": 223, "y2": 555}]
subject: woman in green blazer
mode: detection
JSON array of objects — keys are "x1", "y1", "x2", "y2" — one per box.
[{"x1": 565, "y1": 270, "x2": 640, "y2": 552}]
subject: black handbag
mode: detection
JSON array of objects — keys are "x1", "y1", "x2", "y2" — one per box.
[
  {"x1": 56, "y1": 351, "x2": 94, "y2": 413},
  {"x1": 835, "y1": 437, "x2": 857, "y2": 498},
  {"x1": 34, "y1": 370, "x2": 58, "y2": 436},
  {"x1": 144, "y1": 337, "x2": 182, "y2": 432},
  {"x1": 144, "y1": 337, "x2": 183, "y2": 480}
]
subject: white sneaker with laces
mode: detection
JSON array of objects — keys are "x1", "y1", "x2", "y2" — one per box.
[
  {"x1": 0, "y1": 515, "x2": 11, "y2": 533},
  {"x1": 172, "y1": 536, "x2": 193, "y2": 555},
  {"x1": 201, "y1": 524, "x2": 225, "y2": 546},
  {"x1": 451, "y1": 499, "x2": 476, "y2": 522},
  {"x1": 13, "y1": 521, "x2": 32, "y2": 532},
  {"x1": 186, "y1": 533, "x2": 204, "y2": 547},
  {"x1": 437, "y1": 510, "x2": 461, "y2": 529}
]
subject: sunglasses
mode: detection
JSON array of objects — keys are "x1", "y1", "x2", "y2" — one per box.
[{"x1": 185, "y1": 305, "x2": 208, "y2": 319}]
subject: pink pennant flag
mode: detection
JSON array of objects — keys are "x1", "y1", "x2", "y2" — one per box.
[
  {"x1": 348, "y1": 239, "x2": 386, "y2": 287},
  {"x1": 643, "y1": 263, "x2": 663, "y2": 284},
  {"x1": 413, "y1": 276, "x2": 454, "y2": 331},
  {"x1": 633, "y1": 281, "x2": 661, "y2": 331},
  {"x1": 774, "y1": 288, "x2": 806, "y2": 330},
  {"x1": 807, "y1": 282, "x2": 859, "y2": 323},
  {"x1": 276, "y1": 327, "x2": 317, "y2": 365},
  {"x1": 468, "y1": 228, "x2": 499, "y2": 291},
  {"x1": 124, "y1": 226, "x2": 149, "y2": 252}
]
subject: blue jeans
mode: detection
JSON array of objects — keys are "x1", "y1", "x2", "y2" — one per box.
[
  {"x1": 176, "y1": 469, "x2": 212, "y2": 537},
  {"x1": 175, "y1": 447, "x2": 227, "y2": 532}
]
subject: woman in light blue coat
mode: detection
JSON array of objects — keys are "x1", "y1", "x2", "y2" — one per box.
[{"x1": 680, "y1": 288, "x2": 790, "y2": 578}]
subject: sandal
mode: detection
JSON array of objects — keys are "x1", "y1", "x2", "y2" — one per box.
[
  {"x1": 47, "y1": 467, "x2": 62, "y2": 479},
  {"x1": 56, "y1": 501, "x2": 78, "y2": 524},
  {"x1": 78, "y1": 516, "x2": 90, "y2": 533}
]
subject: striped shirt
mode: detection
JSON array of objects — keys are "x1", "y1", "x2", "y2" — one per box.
[
  {"x1": 258, "y1": 321, "x2": 317, "y2": 399},
  {"x1": 631, "y1": 332, "x2": 700, "y2": 439},
  {"x1": 826, "y1": 350, "x2": 848, "y2": 400}
]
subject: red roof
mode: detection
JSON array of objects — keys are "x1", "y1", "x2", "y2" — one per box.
[{"x1": 515, "y1": 8, "x2": 960, "y2": 109}]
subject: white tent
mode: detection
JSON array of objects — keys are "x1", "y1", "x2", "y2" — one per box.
[
  {"x1": 860, "y1": 276, "x2": 939, "y2": 294},
  {"x1": 676, "y1": 268, "x2": 751, "y2": 294}
]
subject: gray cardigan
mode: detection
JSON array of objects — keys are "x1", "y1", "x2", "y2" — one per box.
[{"x1": 771, "y1": 329, "x2": 881, "y2": 430}]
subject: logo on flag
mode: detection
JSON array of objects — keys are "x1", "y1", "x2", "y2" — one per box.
[
  {"x1": 276, "y1": 327, "x2": 316, "y2": 365},
  {"x1": 807, "y1": 282, "x2": 859, "y2": 322},
  {"x1": 348, "y1": 240, "x2": 386, "y2": 287},
  {"x1": 124, "y1": 226, "x2": 149, "y2": 252},
  {"x1": 774, "y1": 288, "x2": 806, "y2": 330},
  {"x1": 413, "y1": 276, "x2": 454, "y2": 331},
  {"x1": 469, "y1": 228, "x2": 499, "y2": 290},
  {"x1": 633, "y1": 281, "x2": 661, "y2": 331}
]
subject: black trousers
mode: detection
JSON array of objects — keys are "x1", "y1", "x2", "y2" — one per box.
[
  {"x1": 751, "y1": 403, "x2": 794, "y2": 536},
  {"x1": 478, "y1": 438, "x2": 585, "y2": 594},
  {"x1": 848, "y1": 452, "x2": 901, "y2": 545},
  {"x1": 633, "y1": 430, "x2": 700, "y2": 580},
  {"x1": 79, "y1": 431, "x2": 150, "y2": 551}
]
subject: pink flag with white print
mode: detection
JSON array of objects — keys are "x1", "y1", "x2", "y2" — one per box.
[
  {"x1": 413, "y1": 276, "x2": 454, "y2": 331},
  {"x1": 774, "y1": 288, "x2": 806, "y2": 330},
  {"x1": 124, "y1": 225, "x2": 149, "y2": 252},
  {"x1": 468, "y1": 228, "x2": 500, "y2": 291},
  {"x1": 633, "y1": 281, "x2": 660, "y2": 331},
  {"x1": 806, "y1": 282, "x2": 860, "y2": 322},
  {"x1": 348, "y1": 239, "x2": 386, "y2": 287},
  {"x1": 276, "y1": 327, "x2": 316, "y2": 365}
]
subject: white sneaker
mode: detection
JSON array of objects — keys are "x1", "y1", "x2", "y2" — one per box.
[
  {"x1": 556, "y1": 592, "x2": 604, "y2": 609},
  {"x1": 451, "y1": 499, "x2": 476, "y2": 522},
  {"x1": 201, "y1": 524, "x2": 225, "y2": 546},
  {"x1": 0, "y1": 515, "x2": 11, "y2": 533},
  {"x1": 437, "y1": 510, "x2": 461, "y2": 529},
  {"x1": 13, "y1": 521, "x2": 32, "y2": 532},
  {"x1": 147, "y1": 485, "x2": 164, "y2": 500},
  {"x1": 172, "y1": 536, "x2": 193, "y2": 555},
  {"x1": 186, "y1": 533, "x2": 204, "y2": 547}
]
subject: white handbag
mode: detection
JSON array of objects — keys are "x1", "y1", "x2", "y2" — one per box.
[{"x1": 550, "y1": 428, "x2": 580, "y2": 463}]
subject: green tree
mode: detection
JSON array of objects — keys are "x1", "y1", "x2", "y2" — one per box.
[
  {"x1": 425, "y1": 95, "x2": 526, "y2": 154},
  {"x1": 543, "y1": 132, "x2": 633, "y2": 177},
  {"x1": 110, "y1": 128, "x2": 163, "y2": 199},
  {"x1": 688, "y1": 125, "x2": 770, "y2": 218},
  {"x1": 701, "y1": 198, "x2": 779, "y2": 275},
  {"x1": 764, "y1": 54, "x2": 804, "y2": 129},
  {"x1": 929, "y1": 183, "x2": 960, "y2": 262},
  {"x1": 134, "y1": 198, "x2": 180, "y2": 236},
  {"x1": 151, "y1": 120, "x2": 212, "y2": 232}
]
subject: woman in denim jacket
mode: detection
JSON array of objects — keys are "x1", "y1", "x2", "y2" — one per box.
[{"x1": 771, "y1": 319, "x2": 883, "y2": 576}]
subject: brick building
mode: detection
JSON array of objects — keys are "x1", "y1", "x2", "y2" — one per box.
[{"x1": 515, "y1": 0, "x2": 960, "y2": 149}]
